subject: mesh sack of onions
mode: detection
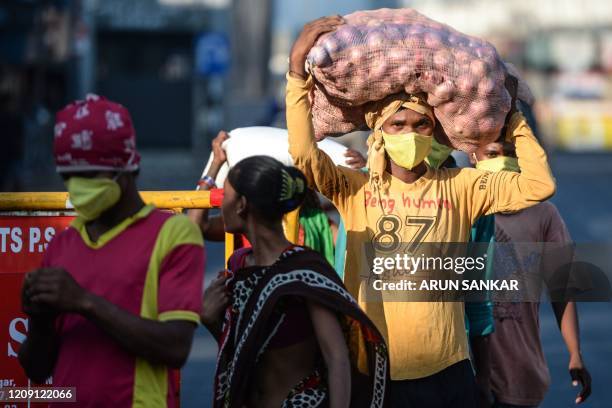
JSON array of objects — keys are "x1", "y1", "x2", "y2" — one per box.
[{"x1": 306, "y1": 8, "x2": 511, "y2": 152}]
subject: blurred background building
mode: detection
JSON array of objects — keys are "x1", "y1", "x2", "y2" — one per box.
[
  {"x1": 0, "y1": 0, "x2": 397, "y2": 191},
  {"x1": 404, "y1": 0, "x2": 612, "y2": 152},
  {"x1": 2, "y1": 0, "x2": 611, "y2": 193},
  {"x1": 0, "y1": 0, "x2": 230, "y2": 191},
  {"x1": 1, "y1": 1, "x2": 611, "y2": 407}
]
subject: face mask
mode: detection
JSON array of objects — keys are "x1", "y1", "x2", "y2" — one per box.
[
  {"x1": 381, "y1": 131, "x2": 432, "y2": 170},
  {"x1": 425, "y1": 138, "x2": 454, "y2": 169},
  {"x1": 475, "y1": 156, "x2": 520, "y2": 173},
  {"x1": 65, "y1": 176, "x2": 122, "y2": 221}
]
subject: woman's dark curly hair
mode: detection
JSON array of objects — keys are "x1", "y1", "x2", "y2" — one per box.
[{"x1": 227, "y1": 156, "x2": 308, "y2": 223}]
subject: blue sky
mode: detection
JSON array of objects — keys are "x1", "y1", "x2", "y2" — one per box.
[{"x1": 273, "y1": 0, "x2": 399, "y2": 32}]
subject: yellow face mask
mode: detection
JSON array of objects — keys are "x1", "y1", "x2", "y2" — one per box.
[
  {"x1": 381, "y1": 131, "x2": 432, "y2": 170},
  {"x1": 65, "y1": 176, "x2": 122, "y2": 221},
  {"x1": 475, "y1": 156, "x2": 520, "y2": 173},
  {"x1": 425, "y1": 138, "x2": 454, "y2": 169}
]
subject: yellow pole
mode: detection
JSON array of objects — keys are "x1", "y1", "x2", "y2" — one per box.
[
  {"x1": 224, "y1": 232, "x2": 234, "y2": 270},
  {"x1": 0, "y1": 191, "x2": 214, "y2": 211},
  {"x1": 283, "y1": 207, "x2": 301, "y2": 244},
  {"x1": 0, "y1": 190, "x2": 238, "y2": 272}
]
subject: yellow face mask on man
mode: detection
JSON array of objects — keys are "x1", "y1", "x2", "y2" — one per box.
[
  {"x1": 381, "y1": 131, "x2": 432, "y2": 170},
  {"x1": 425, "y1": 139, "x2": 454, "y2": 169},
  {"x1": 475, "y1": 156, "x2": 520, "y2": 173},
  {"x1": 65, "y1": 176, "x2": 122, "y2": 221}
]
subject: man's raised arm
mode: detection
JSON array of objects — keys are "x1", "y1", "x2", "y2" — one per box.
[{"x1": 286, "y1": 16, "x2": 364, "y2": 210}]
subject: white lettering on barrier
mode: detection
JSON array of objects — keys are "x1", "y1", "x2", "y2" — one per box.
[
  {"x1": 0, "y1": 228, "x2": 8, "y2": 252},
  {"x1": 44, "y1": 227, "x2": 55, "y2": 250},
  {"x1": 7, "y1": 318, "x2": 28, "y2": 359},
  {"x1": 0, "y1": 378, "x2": 16, "y2": 387},
  {"x1": 0, "y1": 228, "x2": 56, "y2": 254},
  {"x1": 10, "y1": 229, "x2": 22, "y2": 253},
  {"x1": 28, "y1": 228, "x2": 41, "y2": 253}
]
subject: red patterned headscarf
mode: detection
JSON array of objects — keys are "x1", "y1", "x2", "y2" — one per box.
[{"x1": 53, "y1": 94, "x2": 140, "y2": 173}]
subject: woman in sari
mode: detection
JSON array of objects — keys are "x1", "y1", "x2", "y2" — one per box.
[{"x1": 201, "y1": 156, "x2": 389, "y2": 408}]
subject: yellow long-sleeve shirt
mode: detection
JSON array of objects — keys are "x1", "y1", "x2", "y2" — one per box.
[{"x1": 286, "y1": 73, "x2": 556, "y2": 380}]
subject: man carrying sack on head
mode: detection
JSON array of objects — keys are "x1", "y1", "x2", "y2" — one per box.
[{"x1": 286, "y1": 16, "x2": 556, "y2": 408}]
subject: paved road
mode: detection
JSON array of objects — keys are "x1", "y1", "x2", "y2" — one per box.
[
  {"x1": 129, "y1": 150, "x2": 612, "y2": 407},
  {"x1": 537, "y1": 152, "x2": 612, "y2": 408}
]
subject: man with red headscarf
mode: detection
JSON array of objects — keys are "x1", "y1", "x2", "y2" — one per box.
[{"x1": 18, "y1": 94, "x2": 205, "y2": 408}]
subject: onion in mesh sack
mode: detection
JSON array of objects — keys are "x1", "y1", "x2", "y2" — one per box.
[{"x1": 306, "y1": 8, "x2": 511, "y2": 152}]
